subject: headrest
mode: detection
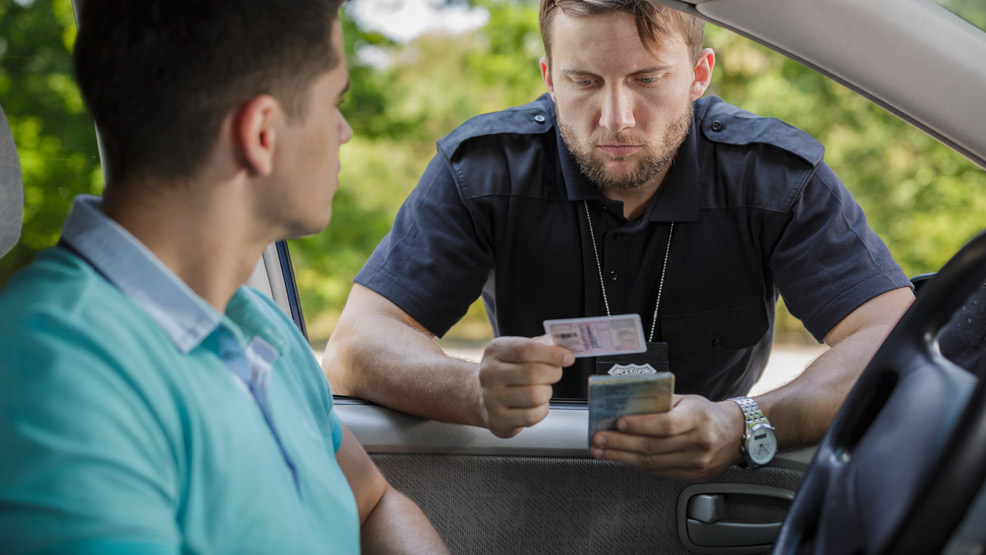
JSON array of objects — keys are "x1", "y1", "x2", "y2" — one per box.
[{"x1": 0, "y1": 103, "x2": 24, "y2": 258}]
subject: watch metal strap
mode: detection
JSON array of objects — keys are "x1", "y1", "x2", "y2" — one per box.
[{"x1": 729, "y1": 396, "x2": 770, "y2": 428}]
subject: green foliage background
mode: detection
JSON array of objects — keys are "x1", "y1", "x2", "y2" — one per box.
[{"x1": 2, "y1": 0, "x2": 985, "y2": 345}]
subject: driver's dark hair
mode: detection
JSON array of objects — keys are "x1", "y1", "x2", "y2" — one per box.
[
  {"x1": 539, "y1": 0, "x2": 704, "y2": 63},
  {"x1": 73, "y1": 0, "x2": 345, "y2": 185}
]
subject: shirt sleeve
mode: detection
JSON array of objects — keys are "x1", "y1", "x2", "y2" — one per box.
[
  {"x1": 769, "y1": 161, "x2": 912, "y2": 340},
  {"x1": 0, "y1": 330, "x2": 181, "y2": 554},
  {"x1": 355, "y1": 153, "x2": 496, "y2": 337}
]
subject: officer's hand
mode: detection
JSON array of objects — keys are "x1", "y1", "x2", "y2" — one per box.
[
  {"x1": 477, "y1": 336, "x2": 573, "y2": 438},
  {"x1": 589, "y1": 395, "x2": 746, "y2": 482}
]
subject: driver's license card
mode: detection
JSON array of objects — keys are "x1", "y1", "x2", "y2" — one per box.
[{"x1": 543, "y1": 314, "x2": 647, "y2": 358}]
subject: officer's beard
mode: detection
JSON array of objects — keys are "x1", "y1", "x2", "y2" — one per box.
[{"x1": 558, "y1": 99, "x2": 693, "y2": 193}]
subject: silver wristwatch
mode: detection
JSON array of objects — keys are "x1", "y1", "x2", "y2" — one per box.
[{"x1": 729, "y1": 396, "x2": 777, "y2": 468}]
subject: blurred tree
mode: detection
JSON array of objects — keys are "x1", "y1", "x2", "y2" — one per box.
[
  {"x1": 0, "y1": 0, "x2": 102, "y2": 286},
  {"x1": 936, "y1": 0, "x2": 986, "y2": 30}
]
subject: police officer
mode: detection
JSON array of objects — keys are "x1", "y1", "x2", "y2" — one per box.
[{"x1": 323, "y1": 0, "x2": 914, "y2": 481}]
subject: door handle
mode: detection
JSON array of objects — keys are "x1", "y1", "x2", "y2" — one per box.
[{"x1": 678, "y1": 484, "x2": 794, "y2": 554}]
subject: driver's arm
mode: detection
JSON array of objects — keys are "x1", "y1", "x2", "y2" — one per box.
[{"x1": 335, "y1": 425, "x2": 449, "y2": 554}]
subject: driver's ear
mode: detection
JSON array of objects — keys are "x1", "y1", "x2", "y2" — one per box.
[{"x1": 234, "y1": 95, "x2": 280, "y2": 177}]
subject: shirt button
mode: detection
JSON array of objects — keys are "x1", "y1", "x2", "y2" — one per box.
[
  {"x1": 608, "y1": 270, "x2": 619, "y2": 281},
  {"x1": 613, "y1": 233, "x2": 623, "y2": 241},
  {"x1": 711, "y1": 336, "x2": 724, "y2": 350},
  {"x1": 534, "y1": 114, "x2": 546, "y2": 123},
  {"x1": 711, "y1": 120, "x2": 724, "y2": 132}
]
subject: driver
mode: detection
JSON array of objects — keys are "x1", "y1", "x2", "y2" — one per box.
[
  {"x1": 323, "y1": 0, "x2": 915, "y2": 481},
  {"x1": 0, "y1": 0, "x2": 448, "y2": 552}
]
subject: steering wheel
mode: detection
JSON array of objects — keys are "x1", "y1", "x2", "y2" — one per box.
[{"x1": 773, "y1": 229, "x2": 986, "y2": 554}]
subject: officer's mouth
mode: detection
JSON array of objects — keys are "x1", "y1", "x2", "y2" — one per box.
[{"x1": 598, "y1": 145, "x2": 642, "y2": 158}]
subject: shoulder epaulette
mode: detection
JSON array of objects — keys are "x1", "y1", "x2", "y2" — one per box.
[
  {"x1": 438, "y1": 94, "x2": 555, "y2": 159},
  {"x1": 697, "y1": 96, "x2": 824, "y2": 166}
]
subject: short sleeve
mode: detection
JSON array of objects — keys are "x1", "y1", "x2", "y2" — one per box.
[
  {"x1": 328, "y1": 409, "x2": 344, "y2": 453},
  {"x1": 355, "y1": 153, "x2": 495, "y2": 337},
  {"x1": 0, "y1": 328, "x2": 181, "y2": 554},
  {"x1": 769, "y1": 162, "x2": 911, "y2": 339}
]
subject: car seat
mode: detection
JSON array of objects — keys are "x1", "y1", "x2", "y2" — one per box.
[{"x1": 0, "y1": 102, "x2": 23, "y2": 259}]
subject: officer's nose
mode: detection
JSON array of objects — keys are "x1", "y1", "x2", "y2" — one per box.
[{"x1": 599, "y1": 86, "x2": 635, "y2": 134}]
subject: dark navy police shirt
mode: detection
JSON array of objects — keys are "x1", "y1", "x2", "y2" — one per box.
[{"x1": 356, "y1": 94, "x2": 911, "y2": 400}]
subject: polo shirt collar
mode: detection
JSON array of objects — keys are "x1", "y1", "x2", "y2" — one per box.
[
  {"x1": 59, "y1": 195, "x2": 221, "y2": 354},
  {"x1": 556, "y1": 103, "x2": 701, "y2": 223}
]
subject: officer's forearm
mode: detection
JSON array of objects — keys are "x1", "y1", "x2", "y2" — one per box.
[
  {"x1": 752, "y1": 329, "x2": 883, "y2": 449},
  {"x1": 322, "y1": 288, "x2": 486, "y2": 427},
  {"x1": 754, "y1": 287, "x2": 912, "y2": 449}
]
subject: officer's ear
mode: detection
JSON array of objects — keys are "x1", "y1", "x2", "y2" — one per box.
[
  {"x1": 540, "y1": 57, "x2": 556, "y2": 101},
  {"x1": 690, "y1": 48, "x2": 715, "y2": 100}
]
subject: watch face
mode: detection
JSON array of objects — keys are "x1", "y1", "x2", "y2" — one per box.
[{"x1": 748, "y1": 423, "x2": 777, "y2": 465}]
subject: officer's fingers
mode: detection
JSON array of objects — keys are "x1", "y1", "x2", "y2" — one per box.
[
  {"x1": 481, "y1": 391, "x2": 523, "y2": 438},
  {"x1": 479, "y1": 360, "x2": 564, "y2": 388},
  {"x1": 492, "y1": 384, "x2": 554, "y2": 409},
  {"x1": 591, "y1": 429, "x2": 689, "y2": 457},
  {"x1": 613, "y1": 417, "x2": 737, "y2": 464},
  {"x1": 489, "y1": 424, "x2": 524, "y2": 439},
  {"x1": 484, "y1": 336, "x2": 574, "y2": 367},
  {"x1": 487, "y1": 403, "x2": 551, "y2": 433},
  {"x1": 615, "y1": 411, "x2": 691, "y2": 438},
  {"x1": 616, "y1": 394, "x2": 714, "y2": 436}
]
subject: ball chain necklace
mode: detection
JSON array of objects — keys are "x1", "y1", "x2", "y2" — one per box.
[{"x1": 583, "y1": 200, "x2": 674, "y2": 342}]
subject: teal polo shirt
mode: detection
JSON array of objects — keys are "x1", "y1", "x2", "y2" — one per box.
[{"x1": 0, "y1": 196, "x2": 359, "y2": 554}]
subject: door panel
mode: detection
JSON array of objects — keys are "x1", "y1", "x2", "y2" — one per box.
[{"x1": 338, "y1": 402, "x2": 812, "y2": 554}]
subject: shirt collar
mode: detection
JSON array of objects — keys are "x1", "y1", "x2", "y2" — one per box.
[
  {"x1": 59, "y1": 195, "x2": 221, "y2": 353},
  {"x1": 556, "y1": 103, "x2": 701, "y2": 223}
]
